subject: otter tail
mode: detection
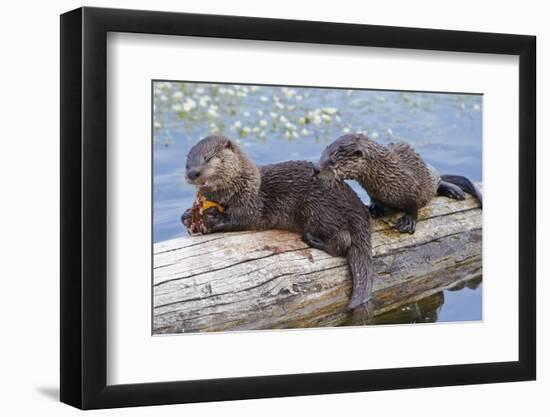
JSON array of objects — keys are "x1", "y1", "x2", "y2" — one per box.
[
  {"x1": 440, "y1": 174, "x2": 483, "y2": 208},
  {"x1": 347, "y1": 232, "x2": 374, "y2": 312}
]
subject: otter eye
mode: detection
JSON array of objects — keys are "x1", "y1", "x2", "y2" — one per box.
[{"x1": 351, "y1": 150, "x2": 363, "y2": 158}]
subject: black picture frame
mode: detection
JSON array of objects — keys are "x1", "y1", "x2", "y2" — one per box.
[{"x1": 60, "y1": 6, "x2": 536, "y2": 410}]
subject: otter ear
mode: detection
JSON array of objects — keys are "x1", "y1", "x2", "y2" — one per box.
[
  {"x1": 352, "y1": 149, "x2": 364, "y2": 158},
  {"x1": 225, "y1": 139, "x2": 234, "y2": 150}
]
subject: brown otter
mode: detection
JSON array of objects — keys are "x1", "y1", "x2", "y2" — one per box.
[
  {"x1": 181, "y1": 135, "x2": 374, "y2": 310},
  {"x1": 317, "y1": 134, "x2": 482, "y2": 234}
]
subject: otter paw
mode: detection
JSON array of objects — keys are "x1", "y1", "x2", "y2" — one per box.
[
  {"x1": 203, "y1": 210, "x2": 227, "y2": 232},
  {"x1": 302, "y1": 233, "x2": 327, "y2": 251},
  {"x1": 438, "y1": 181, "x2": 466, "y2": 200},
  {"x1": 181, "y1": 209, "x2": 193, "y2": 228},
  {"x1": 447, "y1": 188, "x2": 466, "y2": 200},
  {"x1": 395, "y1": 214, "x2": 416, "y2": 234}
]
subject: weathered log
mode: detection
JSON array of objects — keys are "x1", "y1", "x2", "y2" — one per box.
[{"x1": 153, "y1": 192, "x2": 482, "y2": 333}]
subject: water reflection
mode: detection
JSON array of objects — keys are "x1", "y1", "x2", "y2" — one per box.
[{"x1": 372, "y1": 276, "x2": 483, "y2": 325}]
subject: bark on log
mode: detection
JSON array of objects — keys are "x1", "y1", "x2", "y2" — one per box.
[{"x1": 153, "y1": 192, "x2": 482, "y2": 334}]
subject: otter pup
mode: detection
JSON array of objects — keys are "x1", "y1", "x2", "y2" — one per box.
[
  {"x1": 318, "y1": 134, "x2": 482, "y2": 234},
  {"x1": 181, "y1": 135, "x2": 374, "y2": 311}
]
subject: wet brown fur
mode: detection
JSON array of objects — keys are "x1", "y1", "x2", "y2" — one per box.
[
  {"x1": 183, "y1": 135, "x2": 374, "y2": 310},
  {"x1": 319, "y1": 134, "x2": 481, "y2": 234}
]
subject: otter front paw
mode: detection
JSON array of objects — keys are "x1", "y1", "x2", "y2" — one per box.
[
  {"x1": 395, "y1": 214, "x2": 417, "y2": 234},
  {"x1": 181, "y1": 208, "x2": 193, "y2": 228},
  {"x1": 203, "y1": 210, "x2": 228, "y2": 232}
]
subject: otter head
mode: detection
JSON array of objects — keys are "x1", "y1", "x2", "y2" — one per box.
[
  {"x1": 317, "y1": 134, "x2": 371, "y2": 183},
  {"x1": 185, "y1": 135, "x2": 243, "y2": 191}
]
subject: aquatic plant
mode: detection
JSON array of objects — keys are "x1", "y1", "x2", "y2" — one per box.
[{"x1": 153, "y1": 81, "x2": 482, "y2": 149}]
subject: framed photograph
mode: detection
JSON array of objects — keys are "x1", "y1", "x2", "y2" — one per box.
[{"x1": 60, "y1": 6, "x2": 536, "y2": 410}]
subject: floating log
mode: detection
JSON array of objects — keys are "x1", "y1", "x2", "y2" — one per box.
[{"x1": 153, "y1": 192, "x2": 482, "y2": 334}]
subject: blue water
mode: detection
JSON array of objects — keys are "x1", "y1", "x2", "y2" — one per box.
[
  {"x1": 373, "y1": 278, "x2": 482, "y2": 325},
  {"x1": 152, "y1": 81, "x2": 483, "y2": 323}
]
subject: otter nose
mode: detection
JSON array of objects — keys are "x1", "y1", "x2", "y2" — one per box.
[
  {"x1": 187, "y1": 169, "x2": 201, "y2": 181},
  {"x1": 311, "y1": 164, "x2": 320, "y2": 176},
  {"x1": 319, "y1": 157, "x2": 332, "y2": 170}
]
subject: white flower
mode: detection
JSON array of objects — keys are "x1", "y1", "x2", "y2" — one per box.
[
  {"x1": 257, "y1": 110, "x2": 264, "y2": 116},
  {"x1": 298, "y1": 117, "x2": 306, "y2": 125},
  {"x1": 252, "y1": 126, "x2": 260, "y2": 133},
  {"x1": 371, "y1": 131, "x2": 379, "y2": 139},
  {"x1": 250, "y1": 85, "x2": 260, "y2": 93},
  {"x1": 387, "y1": 128, "x2": 393, "y2": 136},
  {"x1": 343, "y1": 127, "x2": 351, "y2": 133},
  {"x1": 323, "y1": 107, "x2": 338, "y2": 115},
  {"x1": 233, "y1": 121, "x2": 242, "y2": 129},
  {"x1": 154, "y1": 121, "x2": 161, "y2": 129},
  {"x1": 172, "y1": 91, "x2": 183, "y2": 100},
  {"x1": 171, "y1": 103, "x2": 182, "y2": 112},
  {"x1": 280, "y1": 115, "x2": 288, "y2": 123},
  {"x1": 473, "y1": 103, "x2": 481, "y2": 111},
  {"x1": 160, "y1": 95, "x2": 168, "y2": 102},
  {"x1": 270, "y1": 112, "x2": 278, "y2": 118},
  {"x1": 260, "y1": 96, "x2": 269, "y2": 102},
  {"x1": 275, "y1": 102, "x2": 285, "y2": 110},
  {"x1": 259, "y1": 119, "x2": 268, "y2": 128},
  {"x1": 183, "y1": 98, "x2": 196, "y2": 112},
  {"x1": 322, "y1": 114, "x2": 331, "y2": 123},
  {"x1": 312, "y1": 114, "x2": 321, "y2": 125},
  {"x1": 301, "y1": 128, "x2": 309, "y2": 135},
  {"x1": 243, "y1": 111, "x2": 250, "y2": 117},
  {"x1": 199, "y1": 96, "x2": 209, "y2": 107}
]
